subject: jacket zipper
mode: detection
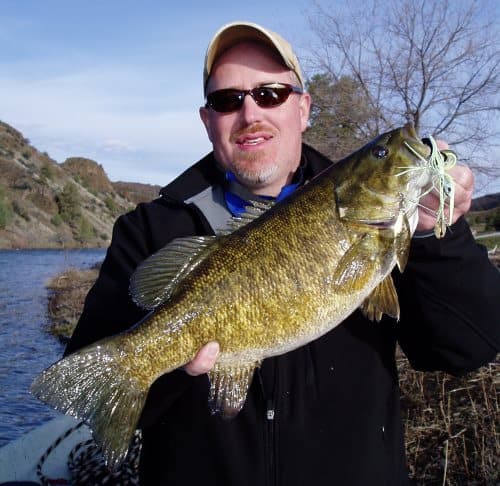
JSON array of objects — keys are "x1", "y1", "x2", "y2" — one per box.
[
  {"x1": 266, "y1": 397, "x2": 276, "y2": 486},
  {"x1": 258, "y1": 366, "x2": 278, "y2": 486}
]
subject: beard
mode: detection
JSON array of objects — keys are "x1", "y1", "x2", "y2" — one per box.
[{"x1": 230, "y1": 151, "x2": 279, "y2": 187}]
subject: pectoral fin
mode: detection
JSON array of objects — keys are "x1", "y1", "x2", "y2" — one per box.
[
  {"x1": 331, "y1": 234, "x2": 380, "y2": 293},
  {"x1": 360, "y1": 274, "x2": 400, "y2": 322},
  {"x1": 129, "y1": 236, "x2": 218, "y2": 310},
  {"x1": 207, "y1": 361, "x2": 261, "y2": 418},
  {"x1": 394, "y1": 215, "x2": 412, "y2": 272},
  {"x1": 130, "y1": 200, "x2": 275, "y2": 310}
]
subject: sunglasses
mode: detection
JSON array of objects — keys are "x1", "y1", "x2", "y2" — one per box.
[{"x1": 205, "y1": 83, "x2": 303, "y2": 113}]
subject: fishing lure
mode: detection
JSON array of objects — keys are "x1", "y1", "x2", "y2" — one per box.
[{"x1": 400, "y1": 135, "x2": 457, "y2": 238}]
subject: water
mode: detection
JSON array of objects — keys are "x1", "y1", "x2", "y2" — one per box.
[{"x1": 0, "y1": 248, "x2": 106, "y2": 447}]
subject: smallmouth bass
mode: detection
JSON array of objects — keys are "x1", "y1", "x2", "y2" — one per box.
[{"x1": 32, "y1": 124, "x2": 446, "y2": 469}]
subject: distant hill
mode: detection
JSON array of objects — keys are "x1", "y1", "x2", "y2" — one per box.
[
  {"x1": 466, "y1": 192, "x2": 500, "y2": 238},
  {"x1": 470, "y1": 192, "x2": 500, "y2": 212},
  {"x1": 0, "y1": 120, "x2": 161, "y2": 249},
  {"x1": 112, "y1": 181, "x2": 163, "y2": 206}
]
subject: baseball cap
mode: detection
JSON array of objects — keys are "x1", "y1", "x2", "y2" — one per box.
[{"x1": 203, "y1": 21, "x2": 305, "y2": 94}]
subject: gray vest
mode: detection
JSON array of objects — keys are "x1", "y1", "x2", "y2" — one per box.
[{"x1": 184, "y1": 185, "x2": 233, "y2": 234}]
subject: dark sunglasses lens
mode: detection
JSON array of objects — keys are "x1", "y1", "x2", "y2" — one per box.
[
  {"x1": 208, "y1": 90, "x2": 243, "y2": 112},
  {"x1": 253, "y1": 87, "x2": 291, "y2": 107},
  {"x1": 207, "y1": 85, "x2": 296, "y2": 112}
]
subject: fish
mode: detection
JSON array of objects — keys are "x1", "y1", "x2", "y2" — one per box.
[{"x1": 31, "y1": 124, "x2": 444, "y2": 470}]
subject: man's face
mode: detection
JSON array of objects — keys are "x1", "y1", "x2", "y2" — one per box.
[{"x1": 200, "y1": 42, "x2": 311, "y2": 197}]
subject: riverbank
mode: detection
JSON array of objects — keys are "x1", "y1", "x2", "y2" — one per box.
[
  {"x1": 46, "y1": 265, "x2": 101, "y2": 342},
  {"x1": 45, "y1": 266, "x2": 499, "y2": 483}
]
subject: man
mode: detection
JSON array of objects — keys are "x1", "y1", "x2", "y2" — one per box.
[{"x1": 65, "y1": 22, "x2": 500, "y2": 485}]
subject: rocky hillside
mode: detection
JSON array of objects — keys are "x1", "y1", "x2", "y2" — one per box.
[{"x1": 0, "y1": 120, "x2": 161, "y2": 249}]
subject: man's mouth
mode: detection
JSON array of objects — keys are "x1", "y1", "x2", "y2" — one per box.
[
  {"x1": 236, "y1": 133, "x2": 274, "y2": 149},
  {"x1": 231, "y1": 124, "x2": 277, "y2": 148},
  {"x1": 238, "y1": 136, "x2": 268, "y2": 146}
]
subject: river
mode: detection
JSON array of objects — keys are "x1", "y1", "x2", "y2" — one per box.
[{"x1": 0, "y1": 248, "x2": 106, "y2": 448}]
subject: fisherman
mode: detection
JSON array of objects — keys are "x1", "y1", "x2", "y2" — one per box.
[{"x1": 65, "y1": 21, "x2": 500, "y2": 485}]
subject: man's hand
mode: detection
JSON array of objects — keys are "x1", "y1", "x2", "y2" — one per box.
[
  {"x1": 184, "y1": 341, "x2": 219, "y2": 376},
  {"x1": 416, "y1": 141, "x2": 474, "y2": 233}
]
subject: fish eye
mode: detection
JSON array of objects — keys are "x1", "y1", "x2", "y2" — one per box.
[{"x1": 372, "y1": 145, "x2": 389, "y2": 159}]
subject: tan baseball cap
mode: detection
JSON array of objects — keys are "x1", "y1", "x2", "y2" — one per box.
[{"x1": 203, "y1": 21, "x2": 305, "y2": 94}]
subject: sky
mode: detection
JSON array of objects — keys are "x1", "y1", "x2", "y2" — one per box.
[
  {"x1": 0, "y1": 0, "x2": 316, "y2": 186},
  {"x1": 1, "y1": 0, "x2": 498, "y2": 196}
]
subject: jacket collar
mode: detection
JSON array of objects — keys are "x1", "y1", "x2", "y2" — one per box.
[{"x1": 159, "y1": 152, "x2": 225, "y2": 204}]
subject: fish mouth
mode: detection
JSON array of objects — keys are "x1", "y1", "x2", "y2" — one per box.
[
  {"x1": 360, "y1": 218, "x2": 398, "y2": 229},
  {"x1": 401, "y1": 123, "x2": 431, "y2": 160}
]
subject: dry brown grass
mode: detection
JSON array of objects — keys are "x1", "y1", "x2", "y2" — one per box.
[{"x1": 398, "y1": 349, "x2": 499, "y2": 485}]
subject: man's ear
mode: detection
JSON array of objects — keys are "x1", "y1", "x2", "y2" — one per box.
[{"x1": 299, "y1": 92, "x2": 311, "y2": 133}]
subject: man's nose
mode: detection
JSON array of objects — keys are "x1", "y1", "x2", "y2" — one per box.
[{"x1": 238, "y1": 93, "x2": 263, "y2": 125}]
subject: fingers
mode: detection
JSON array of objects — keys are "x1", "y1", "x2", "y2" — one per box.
[
  {"x1": 184, "y1": 341, "x2": 219, "y2": 376},
  {"x1": 416, "y1": 190, "x2": 446, "y2": 232},
  {"x1": 448, "y1": 165, "x2": 474, "y2": 216},
  {"x1": 416, "y1": 164, "x2": 474, "y2": 232},
  {"x1": 435, "y1": 139, "x2": 449, "y2": 151}
]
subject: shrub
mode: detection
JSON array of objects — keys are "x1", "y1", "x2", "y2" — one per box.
[
  {"x1": 104, "y1": 196, "x2": 119, "y2": 216},
  {"x1": 0, "y1": 199, "x2": 12, "y2": 228},
  {"x1": 41, "y1": 164, "x2": 53, "y2": 180},
  {"x1": 56, "y1": 182, "x2": 81, "y2": 223},
  {"x1": 51, "y1": 214, "x2": 63, "y2": 227},
  {"x1": 75, "y1": 216, "x2": 95, "y2": 243}
]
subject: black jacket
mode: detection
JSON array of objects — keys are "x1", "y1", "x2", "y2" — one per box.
[{"x1": 65, "y1": 144, "x2": 500, "y2": 485}]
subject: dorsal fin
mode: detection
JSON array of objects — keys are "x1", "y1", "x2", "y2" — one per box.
[
  {"x1": 222, "y1": 200, "x2": 274, "y2": 234},
  {"x1": 129, "y1": 236, "x2": 217, "y2": 310}
]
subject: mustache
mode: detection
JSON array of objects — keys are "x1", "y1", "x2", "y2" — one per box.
[{"x1": 230, "y1": 123, "x2": 278, "y2": 143}]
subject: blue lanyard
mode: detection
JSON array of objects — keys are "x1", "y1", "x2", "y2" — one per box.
[{"x1": 223, "y1": 171, "x2": 300, "y2": 217}]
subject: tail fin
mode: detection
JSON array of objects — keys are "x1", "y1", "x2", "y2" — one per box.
[{"x1": 30, "y1": 342, "x2": 147, "y2": 470}]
